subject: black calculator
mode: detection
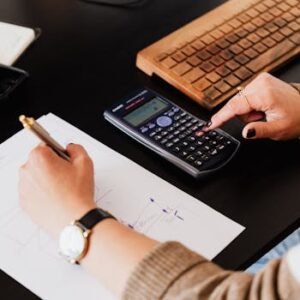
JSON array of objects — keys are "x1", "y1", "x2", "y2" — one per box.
[{"x1": 104, "y1": 89, "x2": 240, "y2": 178}]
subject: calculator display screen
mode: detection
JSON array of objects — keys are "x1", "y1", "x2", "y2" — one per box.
[{"x1": 123, "y1": 97, "x2": 168, "y2": 127}]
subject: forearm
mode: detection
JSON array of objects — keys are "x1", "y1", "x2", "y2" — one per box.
[{"x1": 80, "y1": 219, "x2": 158, "y2": 297}]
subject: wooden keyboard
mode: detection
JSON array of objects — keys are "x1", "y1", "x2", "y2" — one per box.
[{"x1": 136, "y1": 0, "x2": 300, "y2": 109}]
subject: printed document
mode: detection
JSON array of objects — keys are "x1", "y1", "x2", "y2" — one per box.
[{"x1": 0, "y1": 113, "x2": 245, "y2": 299}]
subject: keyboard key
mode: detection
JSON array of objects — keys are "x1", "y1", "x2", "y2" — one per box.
[
  {"x1": 244, "y1": 48, "x2": 259, "y2": 59},
  {"x1": 253, "y1": 42, "x2": 268, "y2": 53},
  {"x1": 247, "y1": 40, "x2": 295, "y2": 72},
  {"x1": 207, "y1": 44, "x2": 221, "y2": 55},
  {"x1": 226, "y1": 60, "x2": 240, "y2": 71},
  {"x1": 224, "y1": 74, "x2": 241, "y2": 87},
  {"x1": 235, "y1": 54, "x2": 250, "y2": 65},
  {"x1": 238, "y1": 38, "x2": 253, "y2": 49},
  {"x1": 182, "y1": 45, "x2": 197, "y2": 56},
  {"x1": 290, "y1": 32, "x2": 300, "y2": 45},
  {"x1": 271, "y1": 32, "x2": 285, "y2": 42},
  {"x1": 191, "y1": 39, "x2": 205, "y2": 50},
  {"x1": 194, "y1": 78, "x2": 212, "y2": 91},
  {"x1": 201, "y1": 34, "x2": 215, "y2": 45},
  {"x1": 200, "y1": 61, "x2": 215, "y2": 73},
  {"x1": 230, "y1": 44, "x2": 244, "y2": 55},
  {"x1": 215, "y1": 80, "x2": 231, "y2": 93},
  {"x1": 220, "y1": 49, "x2": 235, "y2": 60},
  {"x1": 235, "y1": 66, "x2": 253, "y2": 80},
  {"x1": 172, "y1": 62, "x2": 192, "y2": 76},
  {"x1": 204, "y1": 86, "x2": 222, "y2": 100},
  {"x1": 186, "y1": 55, "x2": 202, "y2": 67},
  {"x1": 247, "y1": 33, "x2": 261, "y2": 43},
  {"x1": 262, "y1": 37, "x2": 277, "y2": 48},
  {"x1": 225, "y1": 33, "x2": 240, "y2": 43},
  {"x1": 161, "y1": 57, "x2": 177, "y2": 69},
  {"x1": 215, "y1": 66, "x2": 231, "y2": 77},
  {"x1": 197, "y1": 49, "x2": 211, "y2": 60},
  {"x1": 183, "y1": 68, "x2": 205, "y2": 83},
  {"x1": 210, "y1": 55, "x2": 225, "y2": 67},
  {"x1": 206, "y1": 71, "x2": 221, "y2": 83},
  {"x1": 172, "y1": 51, "x2": 186, "y2": 63}
]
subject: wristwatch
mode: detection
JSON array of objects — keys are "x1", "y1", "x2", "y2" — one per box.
[{"x1": 59, "y1": 208, "x2": 115, "y2": 264}]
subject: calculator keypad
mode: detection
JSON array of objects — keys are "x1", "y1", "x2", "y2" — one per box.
[{"x1": 140, "y1": 106, "x2": 237, "y2": 171}]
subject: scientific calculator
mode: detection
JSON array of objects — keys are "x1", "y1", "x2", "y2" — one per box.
[{"x1": 104, "y1": 89, "x2": 240, "y2": 178}]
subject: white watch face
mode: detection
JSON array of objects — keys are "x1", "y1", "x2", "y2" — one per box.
[{"x1": 59, "y1": 224, "x2": 86, "y2": 262}]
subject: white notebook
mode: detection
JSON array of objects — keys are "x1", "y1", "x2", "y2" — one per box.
[
  {"x1": 0, "y1": 22, "x2": 37, "y2": 66},
  {"x1": 0, "y1": 114, "x2": 245, "y2": 300}
]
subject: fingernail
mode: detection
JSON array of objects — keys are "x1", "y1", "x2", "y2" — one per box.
[{"x1": 246, "y1": 128, "x2": 256, "y2": 138}]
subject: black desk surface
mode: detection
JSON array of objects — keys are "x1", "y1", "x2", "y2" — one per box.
[{"x1": 0, "y1": 0, "x2": 300, "y2": 298}]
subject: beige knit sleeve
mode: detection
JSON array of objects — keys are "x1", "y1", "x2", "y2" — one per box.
[
  {"x1": 290, "y1": 83, "x2": 300, "y2": 94},
  {"x1": 122, "y1": 242, "x2": 300, "y2": 300}
]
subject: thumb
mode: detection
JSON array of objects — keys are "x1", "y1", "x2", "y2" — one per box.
[
  {"x1": 66, "y1": 144, "x2": 90, "y2": 163},
  {"x1": 242, "y1": 121, "x2": 284, "y2": 140}
]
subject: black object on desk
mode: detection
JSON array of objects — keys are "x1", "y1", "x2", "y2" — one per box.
[{"x1": 0, "y1": 65, "x2": 28, "y2": 102}]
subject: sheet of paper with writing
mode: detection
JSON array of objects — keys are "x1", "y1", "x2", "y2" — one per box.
[{"x1": 0, "y1": 113, "x2": 245, "y2": 300}]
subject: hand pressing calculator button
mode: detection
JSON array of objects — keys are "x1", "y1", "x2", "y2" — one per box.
[{"x1": 104, "y1": 88, "x2": 240, "y2": 178}]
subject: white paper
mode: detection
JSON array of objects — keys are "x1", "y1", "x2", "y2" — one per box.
[
  {"x1": 0, "y1": 113, "x2": 245, "y2": 300},
  {"x1": 0, "y1": 22, "x2": 35, "y2": 66}
]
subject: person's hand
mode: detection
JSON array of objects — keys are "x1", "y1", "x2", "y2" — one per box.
[
  {"x1": 19, "y1": 143, "x2": 97, "y2": 238},
  {"x1": 206, "y1": 73, "x2": 300, "y2": 141}
]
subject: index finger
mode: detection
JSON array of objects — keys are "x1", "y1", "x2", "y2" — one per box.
[{"x1": 209, "y1": 91, "x2": 253, "y2": 130}]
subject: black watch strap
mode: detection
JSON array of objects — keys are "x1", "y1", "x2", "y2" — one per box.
[{"x1": 79, "y1": 208, "x2": 115, "y2": 230}]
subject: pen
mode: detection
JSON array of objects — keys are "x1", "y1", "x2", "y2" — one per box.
[{"x1": 19, "y1": 115, "x2": 70, "y2": 161}]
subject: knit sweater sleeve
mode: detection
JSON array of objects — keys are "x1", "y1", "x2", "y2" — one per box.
[{"x1": 122, "y1": 242, "x2": 300, "y2": 300}]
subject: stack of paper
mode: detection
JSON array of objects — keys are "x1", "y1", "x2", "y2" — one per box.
[
  {"x1": 0, "y1": 113, "x2": 245, "y2": 299},
  {"x1": 0, "y1": 22, "x2": 36, "y2": 66}
]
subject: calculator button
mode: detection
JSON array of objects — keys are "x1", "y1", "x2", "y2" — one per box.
[
  {"x1": 161, "y1": 131, "x2": 168, "y2": 137},
  {"x1": 187, "y1": 155, "x2": 196, "y2": 162},
  {"x1": 226, "y1": 140, "x2": 232, "y2": 145},
  {"x1": 172, "y1": 138, "x2": 180, "y2": 144},
  {"x1": 204, "y1": 136, "x2": 210, "y2": 141},
  {"x1": 167, "y1": 126, "x2": 175, "y2": 132},
  {"x1": 187, "y1": 136, "x2": 196, "y2": 142},
  {"x1": 140, "y1": 127, "x2": 149, "y2": 133},
  {"x1": 154, "y1": 135, "x2": 162, "y2": 141},
  {"x1": 174, "y1": 115, "x2": 181, "y2": 121},
  {"x1": 195, "y1": 139, "x2": 204, "y2": 146},
  {"x1": 181, "y1": 141, "x2": 189, "y2": 147},
  {"x1": 174, "y1": 130, "x2": 180, "y2": 136},
  {"x1": 216, "y1": 135, "x2": 225, "y2": 141},
  {"x1": 209, "y1": 149, "x2": 218, "y2": 156},
  {"x1": 173, "y1": 122, "x2": 181, "y2": 128},
  {"x1": 191, "y1": 118, "x2": 198, "y2": 124},
  {"x1": 149, "y1": 131, "x2": 156, "y2": 137},
  {"x1": 184, "y1": 115, "x2": 192, "y2": 121},
  {"x1": 185, "y1": 122, "x2": 192, "y2": 128},
  {"x1": 161, "y1": 138, "x2": 168, "y2": 145},
  {"x1": 208, "y1": 131, "x2": 217, "y2": 137},
  {"x1": 172, "y1": 146, "x2": 181, "y2": 152},
  {"x1": 217, "y1": 144, "x2": 225, "y2": 150},
  {"x1": 180, "y1": 112, "x2": 187, "y2": 117},
  {"x1": 166, "y1": 134, "x2": 174, "y2": 140},
  {"x1": 168, "y1": 111, "x2": 175, "y2": 117},
  {"x1": 209, "y1": 140, "x2": 217, "y2": 146},
  {"x1": 172, "y1": 107, "x2": 180, "y2": 113},
  {"x1": 203, "y1": 145, "x2": 211, "y2": 152},
  {"x1": 187, "y1": 146, "x2": 196, "y2": 152},
  {"x1": 201, "y1": 155, "x2": 210, "y2": 161},
  {"x1": 195, "y1": 150, "x2": 204, "y2": 156},
  {"x1": 148, "y1": 123, "x2": 156, "y2": 129},
  {"x1": 180, "y1": 119, "x2": 187, "y2": 124},
  {"x1": 179, "y1": 133, "x2": 187, "y2": 139},
  {"x1": 166, "y1": 142, "x2": 174, "y2": 148},
  {"x1": 156, "y1": 116, "x2": 173, "y2": 127},
  {"x1": 155, "y1": 127, "x2": 163, "y2": 133},
  {"x1": 180, "y1": 151, "x2": 188, "y2": 157},
  {"x1": 194, "y1": 160, "x2": 203, "y2": 167}
]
